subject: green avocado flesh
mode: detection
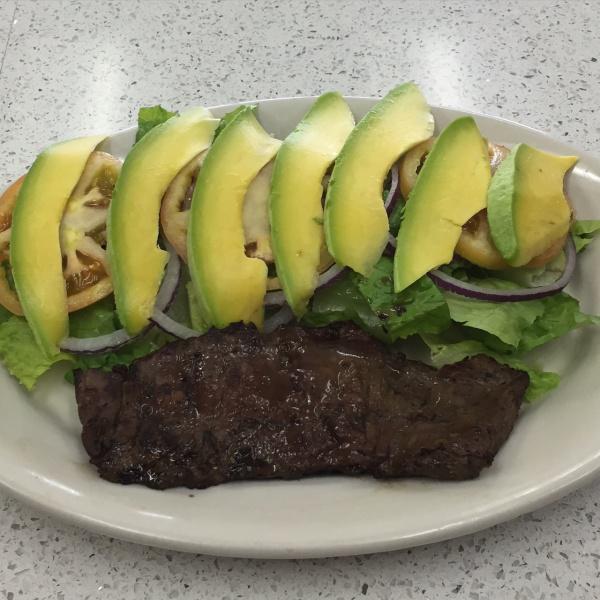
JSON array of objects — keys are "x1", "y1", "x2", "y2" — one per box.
[
  {"x1": 107, "y1": 107, "x2": 218, "y2": 334},
  {"x1": 324, "y1": 82, "x2": 434, "y2": 276},
  {"x1": 11, "y1": 135, "x2": 105, "y2": 357},
  {"x1": 269, "y1": 92, "x2": 355, "y2": 317},
  {"x1": 188, "y1": 106, "x2": 281, "y2": 329},
  {"x1": 393, "y1": 116, "x2": 490, "y2": 293},
  {"x1": 487, "y1": 144, "x2": 578, "y2": 267}
]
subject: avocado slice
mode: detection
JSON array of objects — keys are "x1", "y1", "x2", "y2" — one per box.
[
  {"x1": 393, "y1": 117, "x2": 490, "y2": 292},
  {"x1": 269, "y1": 92, "x2": 355, "y2": 316},
  {"x1": 324, "y1": 83, "x2": 434, "y2": 276},
  {"x1": 107, "y1": 107, "x2": 218, "y2": 334},
  {"x1": 487, "y1": 144, "x2": 577, "y2": 267},
  {"x1": 11, "y1": 135, "x2": 105, "y2": 357},
  {"x1": 188, "y1": 106, "x2": 281, "y2": 329}
]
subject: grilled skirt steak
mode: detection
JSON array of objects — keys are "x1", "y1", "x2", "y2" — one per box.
[{"x1": 74, "y1": 324, "x2": 528, "y2": 489}]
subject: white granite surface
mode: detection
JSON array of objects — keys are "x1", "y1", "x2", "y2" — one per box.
[{"x1": 1, "y1": 0, "x2": 600, "y2": 597}]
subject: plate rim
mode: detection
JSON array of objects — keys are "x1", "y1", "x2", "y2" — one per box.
[
  {"x1": 1, "y1": 96, "x2": 599, "y2": 559},
  {"x1": 2, "y1": 448, "x2": 600, "y2": 559}
]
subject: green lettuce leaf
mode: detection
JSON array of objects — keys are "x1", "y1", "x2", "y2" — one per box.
[
  {"x1": 386, "y1": 278, "x2": 450, "y2": 340},
  {"x1": 388, "y1": 202, "x2": 404, "y2": 235},
  {"x1": 302, "y1": 273, "x2": 387, "y2": 341},
  {"x1": 304, "y1": 258, "x2": 451, "y2": 343},
  {"x1": 0, "y1": 317, "x2": 70, "y2": 390},
  {"x1": 135, "y1": 105, "x2": 177, "y2": 143},
  {"x1": 571, "y1": 220, "x2": 600, "y2": 253},
  {"x1": 1, "y1": 229, "x2": 596, "y2": 401},
  {"x1": 68, "y1": 297, "x2": 119, "y2": 337},
  {"x1": 64, "y1": 329, "x2": 172, "y2": 384},
  {"x1": 64, "y1": 297, "x2": 173, "y2": 383},
  {"x1": 444, "y1": 288, "x2": 545, "y2": 347},
  {"x1": 354, "y1": 257, "x2": 450, "y2": 339},
  {"x1": 354, "y1": 257, "x2": 397, "y2": 312},
  {"x1": 423, "y1": 335, "x2": 560, "y2": 402},
  {"x1": 355, "y1": 256, "x2": 450, "y2": 341},
  {"x1": 518, "y1": 292, "x2": 600, "y2": 353},
  {"x1": 441, "y1": 270, "x2": 598, "y2": 355}
]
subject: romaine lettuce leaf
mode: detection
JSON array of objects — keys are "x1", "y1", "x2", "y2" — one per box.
[
  {"x1": 388, "y1": 202, "x2": 404, "y2": 235},
  {"x1": 1, "y1": 233, "x2": 597, "y2": 400},
  {"x1": 64, "y1": 329, "x2": 171, "y2": 384},
  {"x1": 422, "y1": 335, "x2": 560, "y2": 402},
  {"x1": 352, "y1": 257, "x2": 450, "y2": 339},
  {"x1": 0, "y1": 281, "x2": 195, "y2": 388},
  {"x1": 64, "y1": 298, "x2": 173, "y2": 383},
  {"x1": 0, "y1": 317, "x2": 70, "y2": 390},
  {"x1": 518, "y1": 292, "x2": 600, "y2": 353},
  {"x1": 353, "y1": 257, "x2": 397, "y2": 312},
  {"x1": 438, "y1": 265, "x2": 598, "y2": 355},
  {"x1": 303, "y1": 254, "x2": 598, "y2": 401},
  {"x1": 302, "y1": 273, "x2": 387, "y2": 341},
  {"x1": 68, "y1": 297, "x2": 119, "y2": 337},
  {"x1": 444, "y1": 290, "x2": 545, "y2": 347},
  {"x1": 571, "y1": 220, "x2": 600, "y2": 253},
  {"x1": 304, "y1": 258, "x2": 450, "y2": 342},
  {"x1": 135, "y1": 105, "x2": 177, "y2": 143}
]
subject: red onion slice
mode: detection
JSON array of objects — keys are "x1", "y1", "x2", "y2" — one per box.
[
  {"x1": 152, "y1": 255, "x2": 338, "y2": 339},
  {"x1": 152, "y1": 303, "x2": 296, "y2": 340},
  {"x1": 264, "y1": 288, "x2": 286, "y2": 306},
  {"x1": 154, "y1": 244, "x2": 182, "y2": 312},
  {"x1": 317, "y1": 262, "x2": 345, "y2": 289},
  {"x1": 60, "y1": 244, "x2": 182, "y2": 355},
  {"x1": 382, "y1": 233, "x2": 397, "y2": 257},
  {"x1": 429, "y1": 237, "x2": 576, "y2": 302},
  {"x1": 264, "y1": 262, "x2": 346, "y2": 306},
  {"x1": 60, "y1": 328, "x2": 136, "y2": 355},
  {"x1": 263, "y1": 304, "x2": 294, "y2": 334},
  {"x1": 384, "y1": 163, "x2": 400, "y2": 215},
  {"x1": 153, "y1": 261, "x2": 340, "y2": 338},
  {"x1": 151, "y1": 308, "x2": 201, "y2": 339}
]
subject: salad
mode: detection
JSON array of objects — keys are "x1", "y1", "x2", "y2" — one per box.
[{"x1": 0, "y1": 83, "x2": 598, "y2": 402}]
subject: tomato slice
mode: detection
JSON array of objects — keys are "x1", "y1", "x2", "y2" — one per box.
[
  {"x1": 399, "y1": 138, "x2": 434, "y2": 201},
  {"x1": 160, "y1": 152, "x2": 204, "y2": 262},
  {"x1": 398, "y1": 139, "x2": 565, "y2": 269},
  {"x1": 0, "y1": 151, "x2": 121, "y2": 315},
  {"x1": 161, "y1": 154, "x2": 290, "y2": 291},
  {"x1": 0, "y1": 176, "x2": 25, "y2": 315}
]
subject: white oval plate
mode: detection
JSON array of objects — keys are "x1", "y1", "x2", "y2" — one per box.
[{"x1": 1, "y1": 97, "x2": 599, "y2": 559}]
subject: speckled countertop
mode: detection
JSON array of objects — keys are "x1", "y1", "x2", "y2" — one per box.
[{"x1": 1, "y1": 0, "x2": 599, "y2": 598}]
